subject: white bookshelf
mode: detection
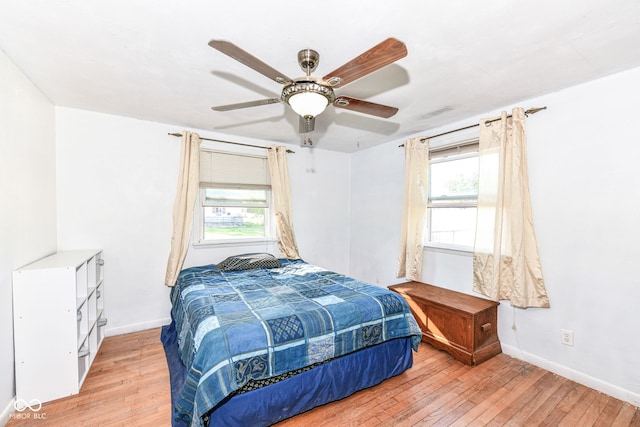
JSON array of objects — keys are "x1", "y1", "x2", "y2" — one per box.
[{"x1": 13, "y1": 250, "x2": 107, "y2": 403}]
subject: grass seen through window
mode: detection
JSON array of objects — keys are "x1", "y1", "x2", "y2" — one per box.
[{"x1": 205, "y1": 223, "x2": 264, "y2": 239}]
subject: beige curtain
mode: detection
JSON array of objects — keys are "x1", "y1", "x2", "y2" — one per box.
[
  {"x1": 164, "y1": 132, "x2": 201, "y2": 286},
  {"x1": 267, "y1": 145, "x2": 300, "y2": 259},
  {"x1": 473, "y1": 108, "x2": 549, "y2": 308},
  {"x1": 397, "y1": 137, "x2": 429, "y2": 281}
]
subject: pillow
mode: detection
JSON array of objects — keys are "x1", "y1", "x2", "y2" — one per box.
[{"x1": 216, "y1": 253, "x2": 281, "y2": 272}]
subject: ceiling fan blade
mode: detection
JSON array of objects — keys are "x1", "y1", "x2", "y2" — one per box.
[
  {"x1": 322, "y1": 38, "x2": 407, "y2": 88},
  {"x1": 208, "y1": 40, "x2": 293, "y2": 85},
  {"x1": 299, "y1": 115, "x2": 315, "y2": 133},
  {"x1": 211, "y1": 98, "x2": 281, "y2": 111},
  {"x1": 333, "y1": 96, "x2": 399, "y2": 118}
]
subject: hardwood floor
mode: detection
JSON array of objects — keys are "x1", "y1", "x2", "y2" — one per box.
[{"x1": 6, "y1": 328, "x2": 639, "y2": 426}]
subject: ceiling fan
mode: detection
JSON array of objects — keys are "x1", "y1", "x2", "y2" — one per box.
[{"x1": 209, "y1": 38, "x2": 408, "y2": 133}]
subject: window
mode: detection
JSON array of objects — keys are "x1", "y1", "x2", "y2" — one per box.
[
  {"x1": 426, "y1": 140, "x2": 479, "y2": 249},
  {"x1": 197, "y1": 150, "x2": 273, "y2": 244},
  {"x1": 202, "y1": 188, "x2": 269, "y2": 240}
]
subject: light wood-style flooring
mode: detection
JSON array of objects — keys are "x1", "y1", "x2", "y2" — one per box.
[{"x1": 6, "y1": 328, "x2": 639, "y2": 426}]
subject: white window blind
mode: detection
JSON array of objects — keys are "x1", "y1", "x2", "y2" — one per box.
[
  {"x1": 429, "y1": 139, "x2": 479, "y2": 160},
  {"x1": 200, "y1": 150, "x2": 270, "y2": 189}
]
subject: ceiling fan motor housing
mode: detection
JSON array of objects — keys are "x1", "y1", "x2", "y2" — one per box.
[{"x1": 298, "y1": 49, "x2": 320, "y2": 74}]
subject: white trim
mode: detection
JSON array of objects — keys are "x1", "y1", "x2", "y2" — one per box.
[
  {"x1": 1, "y1": 397, "x2": 15, "y2": 426},
  {"x1": 502, "y1": 343, "x2": 640, "y2": 408},
  {"x1": 423, "y1": 241, "x2": 473, "y2": 255},
  {"x1": 104, "y1": 317, "x2": 171, "y2": 337},
  {"x1": 192, "y1": 238, "x2": 278, "y2": 248}
]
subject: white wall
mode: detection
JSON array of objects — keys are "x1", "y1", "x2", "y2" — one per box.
[
  {"x1": 349, "y1": 141, "x2": 405, "y2": 285},
  {"x1": 55, "y1": 109, "x2": 180, "y2": 335},
  {"x1": 286, "y1": 146, "x2": 351, "y2": 272},
  {"x1": 0, "y1": 50, "x2": 57, "y2": 424},
  {"x1": 55, "y1": 108, "x2": 351, "y2": 336},
  {"x1": 349, "y1": 66, "x2": 640, "y2": 406}
]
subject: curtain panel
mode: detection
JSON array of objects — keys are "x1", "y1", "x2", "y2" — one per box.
[
  {"x1": 165, "y1": 131, "x2": 201, "y2": 287},
  {"x1": 397, "y1": 137, "x2": 430, "y2": 281},
  {"x1": 473, "y1": 108, "x2": 549, "y2": 308},
  {"x1": 267, "y1": 145, "x2": 300, "y2": 259}
]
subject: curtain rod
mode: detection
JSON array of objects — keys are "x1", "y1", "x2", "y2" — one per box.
[
  {"x1": 168, "y1": 133, "x2": 295, "y2": 153},
  {"x1": 399, "y1": 107, "x2": 547, "y2": 147}
]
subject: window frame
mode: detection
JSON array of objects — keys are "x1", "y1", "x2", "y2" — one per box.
[
  {"x1": 424, "y1": 139, "x2": 479, "y2": 253},
  {"x1": 193, "y1": 149, "x2": 277, "y2": 247}
]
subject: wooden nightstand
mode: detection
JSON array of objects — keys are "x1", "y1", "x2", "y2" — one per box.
[{"x1": 389, "y1": 281, "x2": 501, "y2": 365}]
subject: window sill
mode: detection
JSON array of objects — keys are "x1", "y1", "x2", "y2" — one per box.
[
  {"x1": 423, "y1": 242, "x2": 474, "y2": 256},
  {"x1": 192, "y1": 238, "x2": 278, "y2": 249}
]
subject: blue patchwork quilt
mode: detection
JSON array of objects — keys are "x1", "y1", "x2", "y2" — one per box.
[{"x1": 170, "y1": 259, "x2": 422, "y2": 426}]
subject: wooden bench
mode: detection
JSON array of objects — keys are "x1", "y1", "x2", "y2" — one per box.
[{"x1": 389, "y1": 281, "x2": 501, "y2": 365}]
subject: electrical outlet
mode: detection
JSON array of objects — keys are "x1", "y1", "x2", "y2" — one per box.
[{"x1": 561, "y1": 329, "x2": 574, "y2": 346}]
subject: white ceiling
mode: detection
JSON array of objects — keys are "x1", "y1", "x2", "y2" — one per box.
[{"x1": 1, "y1": 0, "x2": 639, "y2": 152}]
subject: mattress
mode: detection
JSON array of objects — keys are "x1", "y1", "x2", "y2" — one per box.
[
  {"x1": 167, "y1": 258, "x2": 422, "y2": 426},
  {"x1": 161, "y1": 320, "x2": 415, "y2": 426}
]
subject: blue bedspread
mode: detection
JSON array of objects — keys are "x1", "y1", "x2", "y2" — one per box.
[{"x1": 170, "y1": 259, "x2": 422, "y2": 426}]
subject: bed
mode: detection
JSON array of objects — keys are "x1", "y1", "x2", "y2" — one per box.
[{"x1": 161, "y1": 254, "x2": 422, "y2": 427}]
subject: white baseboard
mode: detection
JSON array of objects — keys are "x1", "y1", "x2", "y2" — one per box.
[
  {"x1": 104, "y1": 317, "x2": 171, "y2": 337},
  {"x1": 1, "y1": 397, "x2": 15, "y2": 426},
  {"x1": 502, "y1": 343, "x2": 640, "y2": 408}
]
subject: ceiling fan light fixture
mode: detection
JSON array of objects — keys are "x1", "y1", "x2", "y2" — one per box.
[
  {"x1": 283, "y1": 81, "x2": 336, "y2": 118},
  {"x1": 289, "y1": 92, "x2": 328, "y2": 117}
]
